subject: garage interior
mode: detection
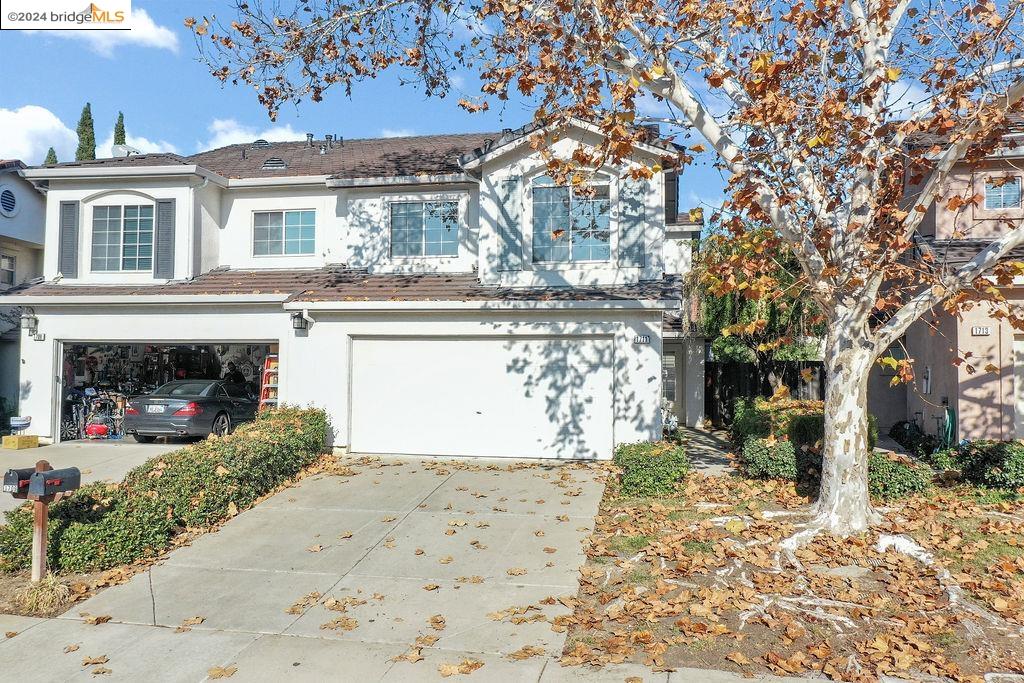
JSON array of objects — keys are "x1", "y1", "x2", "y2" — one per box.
[{"x1": 59, "y1": 342, "x2": 277, "y2": 442}]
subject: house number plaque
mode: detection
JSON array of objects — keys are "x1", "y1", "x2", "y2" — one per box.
[{"x1": 633, "y1": 335, "x2": 651, "y2": 344}]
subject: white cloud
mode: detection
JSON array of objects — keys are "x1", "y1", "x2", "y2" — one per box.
[
  {"x1": 24, "y1": 9, "x2": 179, "y2": 58},
  {"x1": 380, "y1": 128, "x2": 417, "y2": 138},
  {"x1": 0, "y1": 105, "x2": 77, "y2": 164},
  {"x1": 98, "y1": 130, "x2": 178, "y2": 158},
  {"x1": 199, "y1": 119, "x2": 305, "y2": 150},
  {"x1": 886, "y1": 78, "x2": 931, "y2": 115}
]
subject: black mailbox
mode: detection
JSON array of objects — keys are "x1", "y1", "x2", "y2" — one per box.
[
  {"x1": 26, "y1": 468, "x2": 81, "y2": 499},
  {"x1": 2, "y1": 468, "x2": 37, "y2": 499}
]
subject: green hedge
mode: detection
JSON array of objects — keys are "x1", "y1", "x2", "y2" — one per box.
[
  {"x1": 613, "y1": 441, "x2": 690, "y2": 497},
  {"x1": 741, "y1": 438, "x2": 797, "y2": 480},
  {"x1": 956, "y1": 440, "x2": 1024, "y2": 490},
  {"x1": 731, "y1": 398, "x2": 877, "y2": 453},
  {"x1": 0, "y1": 407, "x2": 329, "y2": 573},
  {"x1": 868, "y1": 452, "x2": 932, "y2": 500}
]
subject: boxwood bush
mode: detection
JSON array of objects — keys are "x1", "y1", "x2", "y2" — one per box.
[
  {"x1": 956, "y1": 440, "x2": 1024, "y2": 489},
  {"x1": 741, "y1": 438, "x2": 797, "y2": 480},
  {"x1": 0, "y1": 407, "x2": 328, "y2": 573},
  {"x1": 613, "y1": 441, "x2": 690, "y2": 497},
  {"x1": 868, "y1": 451, "x2": 932, "y2": 500},
  {"x1": 730, "y1": 398, "x2": 877, "y2": 453}
]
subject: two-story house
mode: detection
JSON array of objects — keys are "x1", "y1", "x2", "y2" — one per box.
[
  {"x1": 0, "y1": 122, "x2": 703, "y2": 457},
  {"x1": 868, "y1": 133, "x2": 1024, "y2": 443},
  {"x1": 0, "y1": 160, "x2": 45, "y2": 420}
]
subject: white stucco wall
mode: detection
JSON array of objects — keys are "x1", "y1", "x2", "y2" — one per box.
[
  {"x1": 0, "y1": 171, "x2": 45, "y2": 247},
  {"x1": 476, "y1": 131, "x2": 668, "y2": 287},
  {"x1": 18, "y1": 304, "x2": 662, "y2": 457},
  {"x1": 42, "y1": 177, "x2": 196, "y2": 283}
]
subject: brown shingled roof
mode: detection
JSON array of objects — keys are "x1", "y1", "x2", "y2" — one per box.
[
  {"x1": 5, "y1": 267, "x2": 684, "y2": 303},
  {"x1": 190, "y1": 132, "x2": 498, "y2": 180}
]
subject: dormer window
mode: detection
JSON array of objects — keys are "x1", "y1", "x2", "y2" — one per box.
[
  {"x1": 531, "y1": 176, "x2": 611, "y2": 263},
  {"x1": 985, "y1": 176, "x2": 1021, "y2": 210}
]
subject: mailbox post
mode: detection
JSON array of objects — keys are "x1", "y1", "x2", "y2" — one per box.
[{"x1": 2, "y1": 459, "x2": 81, "y2": 582}]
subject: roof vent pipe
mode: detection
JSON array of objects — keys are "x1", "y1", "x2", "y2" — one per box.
[
  {"x1": 306, "y1": 133, "x2": 314, "y2": 147},
  {"x1": 325, "y1": 134, "x2": 334, "y2": 148}
]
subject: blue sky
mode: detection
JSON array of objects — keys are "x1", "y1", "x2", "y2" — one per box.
[{"x1": 0, "y1": 0, "x2": 725, "y2": 211}]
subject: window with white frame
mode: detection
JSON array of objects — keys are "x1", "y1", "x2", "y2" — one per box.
[
  {"x1": 531, "y1": 176, "x2": 611, "y2": 263},
  {"x1": 253, "y1": 210, "x2": 315, "y2": 256},
  {"x1": 91, "y1": 205, "x2": 154, "y2": 272},
  {"x1": 985, "y1": 177, "x2": 1022, "y2": 210},
  {"x1": 0, "y1": 253, "x2": 14, "y2": 286},
  {"x1": 389, "y1": 201, "x2": 459, "y2": 257}
]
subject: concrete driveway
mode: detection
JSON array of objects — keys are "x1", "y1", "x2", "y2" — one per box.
[
  {"x1": 0, "y1": 456, "x2": 610, "y2": 682},
  {"x1": 0, "y1": 440, "x2": 181, "y2": 515}
]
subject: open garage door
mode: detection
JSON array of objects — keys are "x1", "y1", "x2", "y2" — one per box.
[
  {"x1": 58, "y1": 342, "x2": 276, "y2": 443},
  {"x1": 349, "y1": 336, "x2": 614, "y2": 459}
]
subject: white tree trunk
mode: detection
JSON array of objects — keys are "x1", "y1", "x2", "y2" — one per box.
[{"x1": 812, "y1": 315, "x2": 881, "y2": 535}]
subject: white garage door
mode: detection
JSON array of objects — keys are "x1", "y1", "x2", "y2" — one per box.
[{"x1": 350, "y1": 336, "x2": 614, "y2": 459}]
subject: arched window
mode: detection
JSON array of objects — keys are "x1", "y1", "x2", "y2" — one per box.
[{"x1": 531, "y1": 175, "x2": 611, "y2": 263}]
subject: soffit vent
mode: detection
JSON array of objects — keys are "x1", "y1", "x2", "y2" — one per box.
[{"x1": 262, "y1": 157, "x2": 287, "y2": 170}]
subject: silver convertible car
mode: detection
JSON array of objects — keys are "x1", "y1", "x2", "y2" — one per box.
[{"x1": 123, "y1": 379, "x2": 258, "y2": 442}]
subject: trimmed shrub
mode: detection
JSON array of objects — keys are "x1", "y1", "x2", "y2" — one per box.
[
  {"x1": 614, "y1": 441, "x2": 690, "y2": 497},
  {"x1": 957, "y1": 440, "x2": 1024, "y2": 490},
  {"x1": 868, "y1": 451, "x2": 932, "y2": 500},
  {"x1": 730, "y1": 398, "x2": 771, "y2": 445},
  {"x1": 741, "y1": 438, "x2": 797, "y2": 480},
  {"x1": 888, "y1": 421, "x2": 938, "y2": 460},
  {"x1": 0, "y1": 407, "x2": 329, "y2": 573}
]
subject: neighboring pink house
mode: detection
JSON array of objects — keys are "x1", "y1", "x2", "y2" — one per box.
[{"x1": 869, "y1": 153, "x2": 1024, "y2": 442}]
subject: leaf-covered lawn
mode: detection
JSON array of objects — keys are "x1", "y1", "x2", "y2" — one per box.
[{"x1": 561, "y1": 473, "x2": 1024, "y2": 682}]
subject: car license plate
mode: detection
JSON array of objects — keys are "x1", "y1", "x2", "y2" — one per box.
[{"x1": 145, "y1": 405, "x2": 165, "y2": 414}]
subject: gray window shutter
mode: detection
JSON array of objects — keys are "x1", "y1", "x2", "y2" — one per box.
[
  {"x1": 618, "y1": 178, "x2": 647, "y2": 267},
  {"x1": 664, "y1": 171, "x2": 678, "y2": 224},
  {"x1": 154, "y1": 199, "x2": 175, "y2": 279},
  {"x1": 58, "y1": 201, "x2": 79, "y2": 278},
  {"x1": 496, "y1": 176, "x2": 523, "y2": 271}
]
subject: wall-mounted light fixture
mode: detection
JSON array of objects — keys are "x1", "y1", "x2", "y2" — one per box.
[
  {"x1": 290, "y1": 311, "x2": 308, "y2": 331},
  {"x1": 20, "y1": 310, "x2": 38, "y2": 336}
]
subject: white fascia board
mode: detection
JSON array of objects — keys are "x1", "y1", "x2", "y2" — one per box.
[
  {"x1": 326, "y1": 173, "x2": 477, "y2": 188},
  {"x1": 226, "y1": 175, "x2": 330, "y2": 188},
  {"x1": 1, "y1": 294, "x2": 290, "y2": 306},
  {"x1": 23, "y1": 165, "x2": 207, "y2": 181},
  {"x1": 460, "y1": 119, "x2": 673, "y2": 171},
  {"x1": 285, "y1": 299, "x2": 680, "y2": 312}
]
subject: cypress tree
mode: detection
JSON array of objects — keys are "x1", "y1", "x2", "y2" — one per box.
[
  {"x1": 113, "y1": 111, "x2": 126, "y2": 146},
  {"x1": 75, "y1": 103, "x2": 95, "y2": 161},
  {"x1": 44, "y1": 147, "x2": 58, "y2": 165}
]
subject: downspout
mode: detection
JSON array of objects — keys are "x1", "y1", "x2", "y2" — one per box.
[{"x1": 302, "y1": 308, "x2": 316, "y2": 327}]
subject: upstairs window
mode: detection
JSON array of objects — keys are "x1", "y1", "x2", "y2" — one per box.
[
  {"x1": 0, "y1": 253, "x2": 14, "y2": 286},
  {"x1": 531, "y1": 176, "x2": 611, "y2": 263},
  {"x1": 985, "y1": 177, "x2": 1021, "y2": 210},
  {"x1": 390, "y1": 201, "x2": 459, "y2": 257},
  {"x1": 253, "y1": 210, "x2": 316, "y2": 256},
  {"x1": 91, "y1": 205, "x2": 154, "y2": 272}
]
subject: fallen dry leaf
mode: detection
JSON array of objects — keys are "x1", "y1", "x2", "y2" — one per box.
[
  {"x1": 438, "y1": 658, "x2": 484, "y2": 677},
  {"x1": 338, "y1": 531, "x2": 353, "y2": 539},
  {"x1": 64, "y1": 644, "x2": 80, "y2": 653},
  {"x1": 506, "y1": 568, "x2": 528, "y2": 576},
  {"x1": 542, "y1": 547, "x2": 557, "y2": 554},
  {"x1": 423, "y1": 583, "x2": 440, "y2": 591},
  {"x1": 91, "y1": 667, "x2": 111, "y2": 676},
  {"x1": 82, "y1": 655, "x2": 109, "y2": 666},
  {"x1": 321, "y1": 616, "x2": 359, "y2": 631},
  {"x1": 429, "y1": 614, "x2": 447, "y2": 630},
  {"x1": 439, "y1": 555, "x2": 454, "y2": 564},
  {"x1": 285, "y1": 591, "x2": 322, "y2": 615},
  {"x1": 208, "y1": 665, "x2": 237, "y2": 679},
  {"x1": 81, "y1": 614, "x2": 111, "y2": 626},
  {"x1": 727, "y1": 651, "x2": 752, "y2": 666},
  {"x1": 507, "y1": 645, "x2": 546, "y2": 660},
  {"x1": 4, "y1": 631, "x2": 16, "y2": 639},
  {"x1": 306, "y1": 544, "x2": 324, "y2": 553},
  {"x1": 176, "y1": 616, "x2": 205, "y2": 633}
]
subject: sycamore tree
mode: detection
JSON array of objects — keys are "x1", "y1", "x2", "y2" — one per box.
[{"x1": 187, "y1": 0, "x2": 1024, "y2": 537}]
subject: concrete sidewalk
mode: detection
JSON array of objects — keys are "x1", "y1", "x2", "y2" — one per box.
[{"x1": 0, "y1": 439, "x2": 181, "y2": 515}]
